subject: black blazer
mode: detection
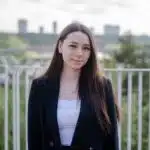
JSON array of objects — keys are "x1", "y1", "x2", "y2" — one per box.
[{"x1": 28, "y1": 76, "x2": 119, "y2": 150}]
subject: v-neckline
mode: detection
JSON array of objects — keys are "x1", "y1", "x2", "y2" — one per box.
[
  {"x1": 46, "y1": 77, "x2": 86, "y2": 147},
  {"x1": 55, "y1": 98, "x2": 83, "y2": 146}
]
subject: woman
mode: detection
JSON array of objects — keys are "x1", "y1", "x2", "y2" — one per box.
[{"x1": 28, "y1": 22, "x2": 120, "y2": 150}]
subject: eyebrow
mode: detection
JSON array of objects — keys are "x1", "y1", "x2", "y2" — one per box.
[
  {"x1": 70, "y1": 41, "x2": 90, "y2": 47},
  {"x1": 70, "y1": 41, "x2": 78, "y2": 44},
  {"x1": 83, "y1": 44, "x2": 90, "y2": 47}
]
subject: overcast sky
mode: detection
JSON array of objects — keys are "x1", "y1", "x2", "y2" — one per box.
[{"x1": 0, "y1": 0, "x2": 150, "y2": 35}]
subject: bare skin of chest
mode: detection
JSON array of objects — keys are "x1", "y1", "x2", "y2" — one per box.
[{"x1": 58, "y1": 81, "x2": 79, "y2": 100}]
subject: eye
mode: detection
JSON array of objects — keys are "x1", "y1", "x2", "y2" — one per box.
[
  {"x1": 69, "y1": 44, "x2": 77, "y2": 48},
  {"x1": 83, "y1": 47, "x2": 90, "y2": 51}
]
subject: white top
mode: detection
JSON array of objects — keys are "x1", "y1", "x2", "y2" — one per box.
[{"x1": 57, "y1": 99, "x2": 81, "y2": 146}]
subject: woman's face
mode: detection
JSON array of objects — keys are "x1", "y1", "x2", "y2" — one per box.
[{"x1": 58, "y1": 31, "x2": 91, "y2": 70}]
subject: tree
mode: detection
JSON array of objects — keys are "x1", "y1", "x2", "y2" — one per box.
[
  {"x1": 7, "y1": 35, "x2": 27, "y2": 49},
  {"x1": 0, "y1": 34, "x2": 9, "y2": 49},
  {"x1": 114, "y1": 31, "x2": 138, "y2": 67},
  {"x1": 0, "y1": 34, "x2": 27, "y2": 50}
]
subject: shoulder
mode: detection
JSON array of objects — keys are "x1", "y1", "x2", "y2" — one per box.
[
  {"x1": 102, "y1": 77, "x2": 117, "y2": 120},
  {"x1": 31, "y1": 75, "x2": 51, "y2": 88},
  {"x1": 29, "y1": 76, "x2": 51, "y2": 104},
  {"x1": 100, "y1": 76, "x2": 114, "y2": 99},
  {"x1": 98, "y1": 75, "x2": 115, "y2": 106},
  {"x1": 30, "y1": 75, "x2": 58, "y2": 96},
  {"x1": 104, "y1": 77, "x2": 113, "y2": 92},
  {"x1": 98, "y1": 75, "x2": 112, "y2": 89},
  {"x1": 96, "y1": 75, "x2": 113, "y2": 98}
]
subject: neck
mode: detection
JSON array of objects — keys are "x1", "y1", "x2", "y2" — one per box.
[{"x1": 61, "y1": 66, "x2": 81, "y2": 82}]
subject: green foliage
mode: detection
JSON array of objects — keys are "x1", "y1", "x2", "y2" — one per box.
[
  {"x1": 113, "y1": 31, "x2": 150, "y2": 150},
  {"x1": 0, "y1": 34, "x2": 9, "y2": 49},
  {"x1": 114, "y1": 31, "x2": 150, "y2": 68},
  {"x1": 120, "y1": 91, "x2": 149, "y2": 150},
  {"x1": 0, "y1": 34, "x2": 27, "y2": 49},
  {"x1": 0, "y1": 83, "x2": 26, "y2": 150},
  {"x1": 7, "y1": 36, "x2": 27, "y2": 49},
  {"x1": 114, "y1": 33, "x2": 137, "y2": 67}
]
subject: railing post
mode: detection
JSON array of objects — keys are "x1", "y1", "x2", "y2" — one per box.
[
  {"x1": 12, "y1": 68, "x2": 17, "y2": 150},
  {"x1": 117, "y1": 71, "x2": 122, "y2": 150},
  {"x1": 138, "y1": 72, "x2": 143, "y2": 150},
  {"x1": 25, "y1": 69, "x2": 30, "y2": 150},
  {"x1": 4, "y1": 64, "x2": 9, "y2": 150},
  {"x1": 127, "y1": 72, "x2": 132, "y2": 150}
]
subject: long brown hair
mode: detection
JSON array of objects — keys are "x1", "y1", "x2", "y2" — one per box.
[{"x1": 44, "y1": 22, "x2": 120, "y2": 133}]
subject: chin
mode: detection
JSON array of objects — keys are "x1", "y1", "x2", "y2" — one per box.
[{"x1": 71, "y1": 65, "x2": 84, "y2": 70}]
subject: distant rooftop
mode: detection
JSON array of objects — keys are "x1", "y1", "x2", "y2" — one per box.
[{"x1": 1, "y1": 18, "x2": 150, "y2": 53}]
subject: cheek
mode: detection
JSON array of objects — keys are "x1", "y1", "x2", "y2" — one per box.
[
  {"x1": 61, "y1": 48, "x2": 71, "y2": 61},
  {"x1": 85, "y1": 52, "x2": 91, "y2": 60}
]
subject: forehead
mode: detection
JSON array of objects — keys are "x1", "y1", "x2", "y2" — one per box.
[{"x1": 64, "y1": 31, "x2": 90, "y2": 45}]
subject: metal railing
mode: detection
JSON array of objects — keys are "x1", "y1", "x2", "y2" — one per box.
[{"x1": 0, "y1": 65, "x2": 150, "y2": 150}]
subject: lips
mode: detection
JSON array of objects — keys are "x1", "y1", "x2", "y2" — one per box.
[{"x1": 72, "y1": 59, "x2": 83, "y2": 63}]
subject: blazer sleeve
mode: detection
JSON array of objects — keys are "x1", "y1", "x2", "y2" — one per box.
[
  {"x1": 103, "y1": 79, "x2": 119, "y2": 150},
  {"x1": 28, "y1": 79, "x2": 43, "y2": 150}
]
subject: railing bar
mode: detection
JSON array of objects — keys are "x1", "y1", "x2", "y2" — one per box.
[
  {"x1": 127, "y1": 72, "x2": 132, "y2": 150},
  {"x1": 138, "y1": 72, "x2": 143, "y2": 150},
  {"x1": 117, "y1": 71, "x2": 122, "y2": 150}
]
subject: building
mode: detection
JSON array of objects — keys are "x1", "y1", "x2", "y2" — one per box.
[{"x1": 1, "y1": 19, "x2": 150, "y2": 55}]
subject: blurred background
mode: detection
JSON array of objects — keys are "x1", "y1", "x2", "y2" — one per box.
[{"x1": 0, "y1": 0, "x2": 150, "y2": 150}]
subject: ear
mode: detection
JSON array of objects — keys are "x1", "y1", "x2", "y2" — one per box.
[{"x1": 58, "y1": 41, "x2": 63, "y2": 53}]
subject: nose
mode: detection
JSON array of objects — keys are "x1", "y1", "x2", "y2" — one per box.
[{"x1": 76, "y1": 48, "x2": 83, "y2": 56}]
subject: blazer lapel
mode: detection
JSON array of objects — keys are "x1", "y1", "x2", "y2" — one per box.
[
  {"x1": 44, "y1": 77, "x2": 61, "y2": 146},
  {"x1": 71, "y1": 97, "x2": 87, "y2": 147}
]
